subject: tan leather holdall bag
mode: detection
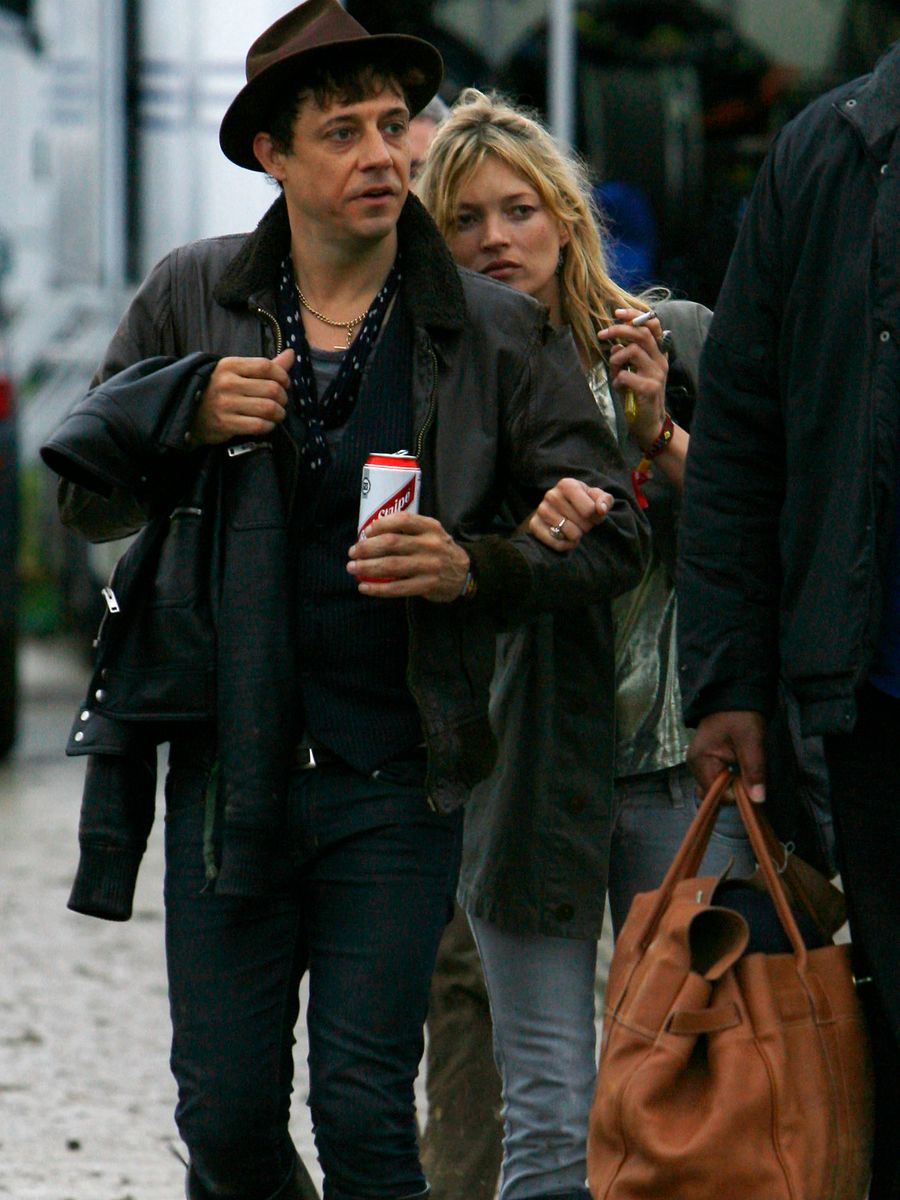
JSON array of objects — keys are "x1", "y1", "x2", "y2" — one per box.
[{"x1": 588, "y1": 772, "x2": 873, "y2": 1200}]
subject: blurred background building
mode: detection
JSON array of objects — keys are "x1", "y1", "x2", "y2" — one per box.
[{"x1": 0, "y1": 0, "x2": 897, "y2": 755}]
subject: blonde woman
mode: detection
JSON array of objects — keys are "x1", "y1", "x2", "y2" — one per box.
[{"x1": 419, "y1": 90, "x2": 753, "y2": 1200}]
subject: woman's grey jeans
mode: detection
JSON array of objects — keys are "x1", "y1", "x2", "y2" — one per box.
[{"x1": 467, "y1": 761, "x2": 756, "y2": 1200}]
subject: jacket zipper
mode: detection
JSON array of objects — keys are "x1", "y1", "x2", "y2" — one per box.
[
  {"x1": 414, "y1": 342, "x2": 439, "y2": 460},
  {"x1": 254, "y1": 304, "x2": 284, "y2": 356},
  {"x1": 93, "y1": 562, "x2": 123, "y2": 649}
]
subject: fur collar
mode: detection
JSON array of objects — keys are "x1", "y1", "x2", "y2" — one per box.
[{"x1": 214, "y1": 191, "x2": 466, "y2": 333}]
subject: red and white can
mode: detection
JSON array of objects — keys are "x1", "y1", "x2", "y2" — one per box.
[{"x1": 357, "y1": 452, "x2": 421, "y2": 540}]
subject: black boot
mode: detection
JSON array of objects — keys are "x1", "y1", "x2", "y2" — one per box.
[{"x1": 186, "y1": 1152, "x2": 320, "y2": 1200}]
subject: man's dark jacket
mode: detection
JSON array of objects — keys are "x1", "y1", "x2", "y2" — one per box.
[
  {"x1": 678, "y1": 42, "x2": 900, "y2": 737},
  {"x1": 42, "y1": 194, "x2": 648, "y2": 918}
]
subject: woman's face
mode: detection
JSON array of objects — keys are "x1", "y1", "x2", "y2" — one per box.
[{"x1": 445, "y1": 155, "x2": 569, "y2": 325}]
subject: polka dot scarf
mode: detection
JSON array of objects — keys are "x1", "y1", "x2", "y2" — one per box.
[{"x1": 276, "y1": 254, "x2": 403, "y2": 487}]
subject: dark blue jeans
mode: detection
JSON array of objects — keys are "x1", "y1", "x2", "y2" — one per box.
[{"x1": 164, "y1": 735, "x2": 461, "y2": 1200}]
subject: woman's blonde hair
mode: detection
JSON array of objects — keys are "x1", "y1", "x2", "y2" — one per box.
[{"x1": 418, "y1": 88, "x2": 649, "y2": 368}]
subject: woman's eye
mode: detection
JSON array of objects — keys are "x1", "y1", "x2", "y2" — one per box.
[
  {"x1": 455, "y1": 213, "x2": 477, "y2": 231},
  {"x1": 510, "y1": 205, "x2": 534, "y2": 219}
]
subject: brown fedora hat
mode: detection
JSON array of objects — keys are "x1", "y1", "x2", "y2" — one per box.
[{"x1": 219, "y1": 0, "x2": 444, "y2": 171}]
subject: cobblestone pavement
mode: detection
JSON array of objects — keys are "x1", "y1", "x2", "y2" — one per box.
[{"x1": 0, "y1": 639, "x2": 323, "y2": 1200}]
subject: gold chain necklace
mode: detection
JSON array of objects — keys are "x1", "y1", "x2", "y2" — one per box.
[{"x1": 295, "y1": 282, "x2": 368, "y2": 349}]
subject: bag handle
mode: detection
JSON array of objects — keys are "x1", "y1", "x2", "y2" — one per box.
[
  {"x1": 731, "y1": 777, "x2": 809, "y2": 968},
  {"x1": 638, "y1": 770, "x2": 809, "y2": 970},
  {"x1": 752, "y1": 803, "x2": 846, "y2": 938}
]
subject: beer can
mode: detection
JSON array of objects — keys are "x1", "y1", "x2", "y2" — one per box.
[
  {"x1": 357, "y1": 452, "x2": 421, "y2": 540},
  {"x1": 356, "y1": 453, "x2": 421, "y2": 584}
]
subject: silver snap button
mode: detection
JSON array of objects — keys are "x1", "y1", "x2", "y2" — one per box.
[
  {"x1": 74, "y1": 731, "x2": 84, "y2": 743},
  {"x1": 881, "y1": 163, "x2": 888, "y2": 176},
  {"x1": 845, "y1": 98, "x2": 857, "y2": 108},
  {"x1": 880, "y1": 330, "x2": 891, "y2": 343},
  {"x1": 94, "y1": 688, "x2": 107, "y2": 702},
  {"x1": 80, "y1": 710, "x2": 90, "y2": 722}
]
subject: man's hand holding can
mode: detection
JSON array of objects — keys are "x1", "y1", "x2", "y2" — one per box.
[{"x1": 348, "y1": 512, "x2": 472, "y2": 602}]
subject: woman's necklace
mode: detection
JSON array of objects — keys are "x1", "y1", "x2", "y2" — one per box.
[{"x1": 295, "y1": 282, "x2": 368, "y2": 349}]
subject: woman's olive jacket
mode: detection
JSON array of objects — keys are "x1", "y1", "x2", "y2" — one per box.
[
  {"x1": 41, "y1": 193, "x2": 649, "y2": 919},
  {"x1": 459, "y1": 300, "x2": 711, "y2": 940}
]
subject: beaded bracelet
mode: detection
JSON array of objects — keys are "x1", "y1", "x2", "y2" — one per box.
[{"x1": 641, "y1": 411, "x2": 675, "y2": 459}]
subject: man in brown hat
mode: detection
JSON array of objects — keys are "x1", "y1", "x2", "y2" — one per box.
[{"x1": 41, "y1": 3, "x2": 647, "y2": 1199}]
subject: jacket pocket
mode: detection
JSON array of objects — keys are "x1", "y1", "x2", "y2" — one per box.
[
  {"x1": 225, "y1": 443, "x2": 286, "y2": 531},
  {"x1": 151, "y1": 506, "x2": 206, "y2": 608}
]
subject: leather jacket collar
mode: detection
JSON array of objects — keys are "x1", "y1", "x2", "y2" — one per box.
[{"x1": 213, "y1": 191, "x2": 467, "y2": 336}]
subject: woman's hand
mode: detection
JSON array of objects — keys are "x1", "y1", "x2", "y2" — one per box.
[
  {"x1": 528, "y1": 477, "x2": 613, "y2": 552},
  {"x1": 598, "y1": 307, "x2": 668, "y2": 451}
]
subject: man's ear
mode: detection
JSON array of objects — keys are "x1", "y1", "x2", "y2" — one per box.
[{"x1": 253, "y1": 132, "x2": 285, "y2": 180}]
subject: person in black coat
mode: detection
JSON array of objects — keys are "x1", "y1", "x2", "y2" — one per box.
[{"x1": 678, "y1": 42, "x2": 899, "y2": 1199}]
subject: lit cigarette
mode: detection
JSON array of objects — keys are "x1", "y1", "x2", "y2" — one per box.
[{"x1": 631, "y1": 309, "x2": 657, "y2": 327}]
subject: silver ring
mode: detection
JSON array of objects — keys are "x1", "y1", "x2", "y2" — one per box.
[
  {"x1": 548, "y1": 518, "x2": 567, "y2": 541},
  {"x1": 658, "y1": 329, "x2": 674, "y2": 354}
]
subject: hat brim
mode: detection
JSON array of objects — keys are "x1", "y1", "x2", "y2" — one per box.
[{"x1": 219, "y1": 33, "x2": 444, "y2": 171}]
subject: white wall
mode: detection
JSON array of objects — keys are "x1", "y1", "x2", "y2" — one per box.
[
  {"x1": 5, "y1": 0, "x2": 126, "y2": 294},
  {"x1": 138, "y1": 0, "x2": 289, "y2": 274},
  {"x1": 0, "y1": 11, "x2": 53, "y2": 305}
]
